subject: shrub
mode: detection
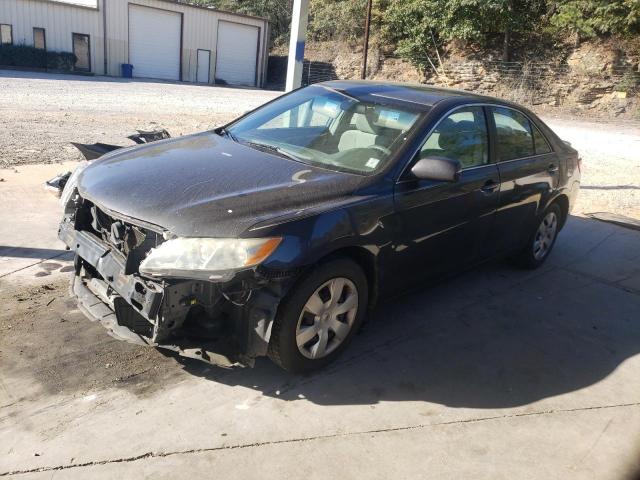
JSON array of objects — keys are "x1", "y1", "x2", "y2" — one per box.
[{"x1": 0, "y1": 44, "x2": 77, "y2": 71}]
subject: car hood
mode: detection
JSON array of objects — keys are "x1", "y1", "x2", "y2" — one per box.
[{"x1": 77, "y1": 132, "x2": 369, "y2": 237}]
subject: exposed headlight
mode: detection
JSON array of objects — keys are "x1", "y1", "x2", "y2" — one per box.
[
  {"x1": 139, "y1": 237, "x2": 282, "y2": 281},
  {"x1": 60, "y1": 160, "x2": 90, "y2": 209}
]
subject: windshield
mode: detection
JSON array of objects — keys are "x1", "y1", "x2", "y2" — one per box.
[{"x1": 226, "y1": 86, "x2": 422, "y2": 175}]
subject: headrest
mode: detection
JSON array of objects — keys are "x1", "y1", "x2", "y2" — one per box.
[{"x1": 355, "y1": 113, "x2": 377, "y2": 134}]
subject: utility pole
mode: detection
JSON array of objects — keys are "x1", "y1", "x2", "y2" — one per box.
[
  {"x1": 360, "y1": 0, "x2": 372, "y2": 80},
  {"x1": 285, "y1": 0, "x2": 310, "y2": 91}
]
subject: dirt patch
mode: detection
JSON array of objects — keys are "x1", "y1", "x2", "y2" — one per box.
[{"x1": 0, "y1": 276, "x2": 193, "y2": 398}]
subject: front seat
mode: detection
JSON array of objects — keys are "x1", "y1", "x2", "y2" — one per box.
[{"x1": 338, "y1": 113, "x2": 379, "y2": 152}]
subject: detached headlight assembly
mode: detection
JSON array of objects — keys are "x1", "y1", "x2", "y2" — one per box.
[{"x1": 139, "y1": 237, "x2": 282, "y2": 281}]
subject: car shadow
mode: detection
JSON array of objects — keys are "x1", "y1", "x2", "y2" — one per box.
[{"x1": 173, "y1": 215, "x2": 640, "y2": 408}]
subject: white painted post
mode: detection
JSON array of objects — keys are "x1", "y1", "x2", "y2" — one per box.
[{"x1": 285, "y1": 0, "x2": 310, "y2": 92}]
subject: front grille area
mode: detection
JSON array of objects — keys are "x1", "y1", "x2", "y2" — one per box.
[
  {"x1": 114, "y1": 297, "x2": 154, "y2": 337},
  {"x1": 76, "y1": 198, "x2": 163, "y2": 274}
]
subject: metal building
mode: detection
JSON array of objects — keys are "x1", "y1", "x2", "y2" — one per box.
[{"x1": 0, "y1": 0, "x2": 270, "y2": 87}]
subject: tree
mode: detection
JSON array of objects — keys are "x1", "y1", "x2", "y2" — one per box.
[
  {"x1": 308, "y1": 0, "x2": 368, "y2": 41},
  {"x1": 550, "y1": 0, "x2": 640, "y2": 42},
  {"x1": 382, "y1": 0, "x2": 546, "y2": 71},
  {"x1": 186, "y1": 0, "x2": 291, "y2": 43}
]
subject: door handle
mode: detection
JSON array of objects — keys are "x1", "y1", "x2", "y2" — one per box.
[
  {"x1": 548, "y1": 164, "x2": 559, "y2": 174},
  {"x1": 480, "y1": 180, "x2": 499, "y2": 194}
]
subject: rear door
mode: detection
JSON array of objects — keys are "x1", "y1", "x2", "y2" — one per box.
[
  {"x1": 391, "y1": 106, "x2": 500, "y2": 291},
  {"x1": 488, "y1": 106, "x2": 558, "y2": 254}
]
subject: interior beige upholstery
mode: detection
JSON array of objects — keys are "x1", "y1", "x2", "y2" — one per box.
[{"x1": 337, "y1": 113, "x2": 378, "y2": 152}]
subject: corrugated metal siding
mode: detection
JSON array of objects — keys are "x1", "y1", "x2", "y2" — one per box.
[
  {"x1": 105, "y1": 0, "x2": 268, "y2": 85},
  {"x1": 1, "y1": 0, "x2": 269, "y2": 85},
  {"x1": 0, "y1": 0, "x2": 103, "y2": 73}
]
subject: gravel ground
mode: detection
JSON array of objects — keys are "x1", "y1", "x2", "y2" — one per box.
[
  {"x1": 1, "y1": 69, "x2": 638, "y2": 219},
  {"x1": 545, "y1": 118, "x2": 640, "y2": 220},
  {"x1": 0, "y1": 70, "x2": 279, "y2": 167}
]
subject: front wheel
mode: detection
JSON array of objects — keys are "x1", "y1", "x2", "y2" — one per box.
[
  {"x1": 268, "y1": 259, "x2": 368, "y2": 373},
  {"x1": 511, "y1": 203, "x2": 561, "y2": 269}
]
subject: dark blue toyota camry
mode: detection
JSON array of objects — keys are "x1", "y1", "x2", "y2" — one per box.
[{"x1": 58, "y1": 81, "x2": 581, "y2": 372}]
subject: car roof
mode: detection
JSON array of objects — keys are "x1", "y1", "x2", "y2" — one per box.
[{"x1": 319, "y1": 80, "x2": 506, "y2": 110}]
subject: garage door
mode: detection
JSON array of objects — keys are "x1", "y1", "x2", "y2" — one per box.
[
  {"x1": 129, "y1": 5, "x2": 181, "y2": 81},
  {"x1": 215, "y1": 21, "x2": 259, "y2": 86}
]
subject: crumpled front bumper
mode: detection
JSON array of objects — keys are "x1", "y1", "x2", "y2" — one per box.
[
  {"x1": 59, "y1": 220, "x2": 277, "y2": 367},
  {"x1": 70, "y1": 273, "x2": 241, "y2": 366}
]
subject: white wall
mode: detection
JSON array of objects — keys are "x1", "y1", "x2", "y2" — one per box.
[
  {"x1": 105, "y1": 0, "x2": 269, "y2": 85},
  {"x1": 0, "y1": 0, "x2": 269, "y2": 85},
  {"x1": 0, "y1": 0, "x2": 104, "y2": 73}
]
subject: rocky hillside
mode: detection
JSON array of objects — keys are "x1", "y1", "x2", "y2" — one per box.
[{"x1": 270, "y1": 39, "x2": 640, "y2": 120}]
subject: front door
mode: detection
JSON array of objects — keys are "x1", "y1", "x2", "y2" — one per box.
[
  {"x1": 72, "y1": 33, "x2": 90, "y2": 72},
  {"x1": 391, "y1": 106, "x2": 500, "y2": 291}
]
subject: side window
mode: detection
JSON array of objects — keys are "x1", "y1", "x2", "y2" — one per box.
[
  {"x1": 0, "y1": 24, "x2": 12, "y2": 45},
  {"x1": 532, "y1": 124, "x2": 552, "y2": 154},
  {"x1": 419, "y1": 107, "x2": 488, "y2": 169},
  {"x1": 492, "y1": 107, "x2": 535, "y2": 161}
]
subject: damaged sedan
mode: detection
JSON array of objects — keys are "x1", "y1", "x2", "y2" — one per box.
[{"x1": 58, "y1": 81, "x2": 580, "y2": 372}]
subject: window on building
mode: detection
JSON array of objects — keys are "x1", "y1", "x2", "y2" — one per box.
[
  {"x1": 33, "y1": 28, "x2": 46, "y2": 50},
  {"x1": 0, "y1": 24, "x2": 13, "y2": 45}
]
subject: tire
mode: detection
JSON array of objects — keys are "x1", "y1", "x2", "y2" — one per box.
[
  {"x1": 268, "y1": 258, "x2": 368, "y2": 373},
  {"x1": 511, "y1": 203, "x2": 562, "y2": 269}
]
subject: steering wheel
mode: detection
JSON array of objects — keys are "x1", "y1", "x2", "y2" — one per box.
[{"x1": 368, "y1": 145, "x2": 391, "y2": 156}]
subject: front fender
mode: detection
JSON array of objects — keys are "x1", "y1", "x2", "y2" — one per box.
[{"x1": 257, "y1": 194, "x2": 395, "y2": 273}]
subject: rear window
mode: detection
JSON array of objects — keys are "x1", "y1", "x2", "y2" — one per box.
[{"x1": 532, "y1": 124, "x2": 552, "y2": 155}]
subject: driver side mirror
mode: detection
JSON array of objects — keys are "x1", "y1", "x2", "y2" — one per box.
[{"x1": 410, "y1": 156, "x2": 462, "y2": 182}]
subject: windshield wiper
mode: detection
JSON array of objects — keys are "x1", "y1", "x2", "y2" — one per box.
[
  {"x1": 219, "y1": 127, "x2": 238, "y2": 143},
  {"x1": 245, "y1": 141, "x2": 300, "y2": 162}
]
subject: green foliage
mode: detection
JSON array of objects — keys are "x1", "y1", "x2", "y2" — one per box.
[
  {"x1": 187, "y1": 0, "x2": 291, "y2": 43},
  {"x1": 307, "y1": 0, "x2": 368, "y2": 41},
  {"x1": 184, "y1": 0, "x2": 639, "y2": 62},
  {"x1": 550, "y1": 1, "x2": 640, "y2": 39},
  {"x1": 0, "y1": 44, "x2": 76, "y2": 71},
  {"x1": 615, "y1": 69, "x2": 640, "y2": 93},
  {"x1": 381, "y1": 0, "x2": 547, "y2": 71}
]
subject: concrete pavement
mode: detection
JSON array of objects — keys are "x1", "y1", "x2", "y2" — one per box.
[
  {"x1": 0, "y1": 162, "x2": 75, "y2": 282},
  {"x1": 1, "y1": 165, "x2": 640, "y2": 479}
]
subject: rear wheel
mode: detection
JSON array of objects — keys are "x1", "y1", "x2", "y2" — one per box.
[
  {"x1": 268, "y1": 259, "x2": 368, "y2": 373},
  {"x1": 511, "y1": 203, "x2": 561, "y2": 269}
]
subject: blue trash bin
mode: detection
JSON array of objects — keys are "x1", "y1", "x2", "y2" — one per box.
[{"x1": 121, "y1": 63, "x2": 133, "y2": 78}]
